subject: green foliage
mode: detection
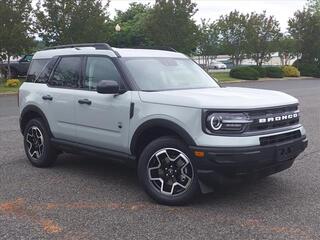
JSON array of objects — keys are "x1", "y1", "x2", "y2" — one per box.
[
  {"x1": 197, "y1": 20, "x2": 221, "y2": 69},
  {"x1": 144, "y1": 0, "x2": 199, "y2": 54},
  {"x1": 278, "y1": 36, "x2": 298, "y2": 66},
  {"x1": 246, "y1": 12, "x2": 281, "y2": 66},
  {"x1": 217, "y1": 11, "x2": 248, "y2": 66},
  {"x1": 264, "y1": 67, "x2": 284, "y2": 78},
  {"x1": 308, "y1": 0, "x2": 320, "y2": 13},
  {"x1": 249, "y1": 66, "x2": 267, "y2": 78},
  {"x1": 295, "y1": 62, "x2": 320, "y2": 77},
  {"x1": 289, "y1": 7, "x2": 320, "y2": 65},
  {"x1": 230, "y1": 67, "x2": 260, "y2": 80},
  {"x1": 0, "y1": 0, "x2": 34, "y2": 79},
  {"x1": 35, "y1": 0, "x2": 110, "y2": 45},
  {"x1": 110, "y1": 3, "x2": 152, "y2": 48},
  {"x1": 281, "y1": 66, "x2": 300, "y2": 77}
]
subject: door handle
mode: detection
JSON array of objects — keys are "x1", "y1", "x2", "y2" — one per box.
[
  {"x1": 78, "y1": 99, "x2": 92, "y2": 105},
  {"x1": 42, "y1": 95, "x2": 53, "y2": 101}
]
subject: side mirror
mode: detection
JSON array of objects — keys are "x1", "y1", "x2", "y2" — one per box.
[{"x1": 97, "y1": 80, "x2": 122, "y2": 94}]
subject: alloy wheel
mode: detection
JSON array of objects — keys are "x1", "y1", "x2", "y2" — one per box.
[
  {"x1": 25, "y1": 126, "x2": 44, "y2": 160},
  {"x1": 147, "y1": 148, "x2": 194, "y2": 196}
]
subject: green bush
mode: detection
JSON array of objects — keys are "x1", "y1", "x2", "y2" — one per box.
[
  {"x1": 230, "y1": 67, "x2": 259, "y2": 80},
  {"x1": 264, "y1": 67, "x2": 284, "y2": 78},
  {"x1": 249, "y1": 66, "x2": 267, "y2": 78},
  {"x1": 281, "y1": 66, "x2": 300, "y2": 77},
  {"x1": 297, "y1": 63, "x2": 320, "y2": 77}
]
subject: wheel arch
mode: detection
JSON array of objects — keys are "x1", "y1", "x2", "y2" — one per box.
[
  {"x1": 20, "y1": 105, "x2": 52, "y2": 136},
  {"x1": 130, "y1": 119, "x2": 196, "y2": 157}
]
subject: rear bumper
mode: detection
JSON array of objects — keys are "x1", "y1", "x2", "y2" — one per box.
[{"x1": 190, "y1": 136, "x2": 308, "y2": 185}]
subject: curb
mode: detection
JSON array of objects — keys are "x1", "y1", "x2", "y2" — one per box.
[{"x1": 0, "y1": 92, "x2": 18, "y2": 96}]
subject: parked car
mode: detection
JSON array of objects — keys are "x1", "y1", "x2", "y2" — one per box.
[
  {"x1": 19, "y1": 43, "x2": 308, "y2": 205},
  {"x1": 0, "y1": 54, "x2": 33, "y2": 78},
  {"x1": 208, "y1": 60, "x2": 227, "y2": 69}
]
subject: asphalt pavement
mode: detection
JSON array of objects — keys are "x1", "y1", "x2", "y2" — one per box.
[{"x1": 0, "y1": 79, "x2": 319, "y2": 240}]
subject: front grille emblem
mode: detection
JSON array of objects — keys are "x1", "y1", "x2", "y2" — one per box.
[{"x1": 258, "y1": 113, "x2": 299, "y2": 124}]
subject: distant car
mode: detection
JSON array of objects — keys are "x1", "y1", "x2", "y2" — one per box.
[
  {"x1": 209, "y1": 60, "x2": 227, "y2": 69},
  {"x1": 0, "y1": 54, "x2": 33, "y2": 78}
]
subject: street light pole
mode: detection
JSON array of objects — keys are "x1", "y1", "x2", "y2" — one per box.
[{"x1": 115, "y1": 24, "x2": 121, "y2": 47}]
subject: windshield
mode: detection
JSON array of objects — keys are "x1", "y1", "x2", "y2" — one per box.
[{"x1": 121, "y1": 57, "x2": 219, "y2": 91}]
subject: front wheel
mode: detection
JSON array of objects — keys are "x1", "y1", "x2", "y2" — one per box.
[{"x1": 138, "y1": 136, "x2": 199, "y2": 205}]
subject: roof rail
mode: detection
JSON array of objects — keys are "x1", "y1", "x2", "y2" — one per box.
[
  {"x1": 45, "y1": 43, "x2": 112, "y2": 50},
  {"x1": 132, "y1": 46, "x2": 177, "y2": 52},
  {"x1": 44, "y1": 43, "x2": 121, "y2": 57}
]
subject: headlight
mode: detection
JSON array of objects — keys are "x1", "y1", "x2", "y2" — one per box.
[{"x1": 205, "y1": 112, "x2": 252, "y2": 134}]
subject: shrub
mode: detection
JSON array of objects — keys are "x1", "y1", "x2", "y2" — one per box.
[
  {"x1": 5, "y1": 79, "x2": 21, "y2": 87},
  {"x1": 230, "y1": 67, "x2": 259, "y2": 80},
  {"x1": 296, "y1": 63, "x2": 320, "y2": 77},
  {"x1": 249, "y1": 66, "x2": 267, "y2": 78},
  {"x1": 281, "y1": 66, "x2": 300, "y2": 77},
  {"x1": 264, "y1": 67, "x2": 284, "y2": 78}
]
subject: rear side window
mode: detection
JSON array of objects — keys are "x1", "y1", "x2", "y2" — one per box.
[
  {"x1": 26, "y1": 59, "x2": 49, "y2": 82},
  {"x1": 84, "y1": 57, "x2": 122, "y2": 90},
  {"x1": 35, "y1": 58, "x2": 58, "y2": 83},
  {"x1": 49, "y1": 57, "x2": 82, "y2": 88}
]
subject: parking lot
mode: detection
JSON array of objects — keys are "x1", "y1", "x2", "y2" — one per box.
[{"x1": 0, "y1": 79, "x2": 319, "y2": 240}]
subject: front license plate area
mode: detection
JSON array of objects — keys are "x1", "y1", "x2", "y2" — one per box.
[{"x1": 276, "y1": 144, "x2": 299, "y2": 162}]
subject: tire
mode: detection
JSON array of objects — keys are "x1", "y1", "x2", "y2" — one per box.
[
  {"x1": 138, "y1": 136, "x2": 199, "y2": 205},
  {"x1": 23, "y1": 118, "x2": 57, "y2": 168},
  {"x1": 10, "y1": 68, "x2": 18, "y2": 78}
]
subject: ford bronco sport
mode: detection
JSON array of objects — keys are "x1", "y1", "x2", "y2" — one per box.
[{"x1": 19, "y1": 43, "x2": 308, "y2": 205}]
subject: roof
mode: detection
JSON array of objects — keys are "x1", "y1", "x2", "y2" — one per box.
[{"x1": 33, "y1": 46, "x2": 188, "y2": 60}]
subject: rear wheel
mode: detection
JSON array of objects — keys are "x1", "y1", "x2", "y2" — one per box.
[
  {"x1": 138, "y1": 136, "x2": 199, "y2": 205},
  {"x1": 23, "y1": 118, "x2": 57, "y2": 168}
]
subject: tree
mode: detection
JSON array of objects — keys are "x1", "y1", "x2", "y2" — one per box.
[
  {"x1": 144, "y1": 0, "x2": 199, "y2": 54},
  {"x1": 35, "y1": 0, "x2": 110, "y2": 46},
  {"x1": 110, "y1": 3, "x2": 152, "y2": 47},
  {"x1": 308, "y1": 0, "x2": 320, "y2": 13},
  {"x1": 0, "y1": 0, "x2": 34, "y2": 79},
  {"x1": 217, "y1": 11, "x2": 248, "y2": 66},
  {"x1": 197, "y1": 19, "x2": 221, "y2": 70},
  {"x1": 245, "y1": 12, "x2": 281, "y2": 66},
  {"x1": 289, "y1": 7, "x2": 320, "y2": 64},
  {"x1": 278, "y1": 36, "x2": 298, "y2": 66}
]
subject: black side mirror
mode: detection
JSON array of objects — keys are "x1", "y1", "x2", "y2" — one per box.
[{"x1": 97, "y1": 80, "x2": 122, "y2": 94}]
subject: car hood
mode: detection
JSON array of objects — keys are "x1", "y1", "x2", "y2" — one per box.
[{"x1": 138, "y1": 87, "x2": 298, "y2": 109}]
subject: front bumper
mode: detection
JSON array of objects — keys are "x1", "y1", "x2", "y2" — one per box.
[{"x1": 190, "y1": 135, "x2": 308, "y2": 185}]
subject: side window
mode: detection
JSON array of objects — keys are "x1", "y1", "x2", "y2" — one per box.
[
  {"x1": 49, "y1": 57, "x2": 81, "y2": 88},
  {"x1": 22, "y1": 55, "x2": 33, "y2": 62},
  {"x1": 26, "y1": 59, "x2": 49, "y2": 82},
  {"x1": 35, "y1": 58, "x2": 58, "y2": 83},
  {"x1": 84, "y1": 57, "x2": 122, "y2": 90}
]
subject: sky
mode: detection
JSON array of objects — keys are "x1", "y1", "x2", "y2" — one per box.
[{"x1": 108, "y1": 0, "x2": 308, "y2": 32}]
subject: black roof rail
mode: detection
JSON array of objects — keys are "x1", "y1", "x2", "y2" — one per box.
[
  {"x1": 45, "y1": 43, "x2": 111, "y2": 50},
  {"x1": 44, "y1": 43, "x2": 121, "y2": 57}
]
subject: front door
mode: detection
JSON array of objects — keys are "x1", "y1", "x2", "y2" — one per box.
[{"x1": 74, "y1": 56, "x2": 132, "y2": 153}]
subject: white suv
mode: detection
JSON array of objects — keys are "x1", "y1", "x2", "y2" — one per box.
[{"x1": 19, "y1": 43, "x2": 308, "y2": 205}]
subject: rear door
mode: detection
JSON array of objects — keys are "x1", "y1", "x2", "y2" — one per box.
[
  {"x1": 73, "y1": 56, "x2": 132, "y2": 153},
  {"x1": 41, "y1": 56, "x2": 82, "y2": 141}
]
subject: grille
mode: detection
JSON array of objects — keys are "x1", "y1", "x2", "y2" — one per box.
[
  {"x1": 247, "y1": 105, "x2": 299, "y2": 132},
  {"x1": 260, "y1": 130, "x2": 302, "y2": 146}
]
